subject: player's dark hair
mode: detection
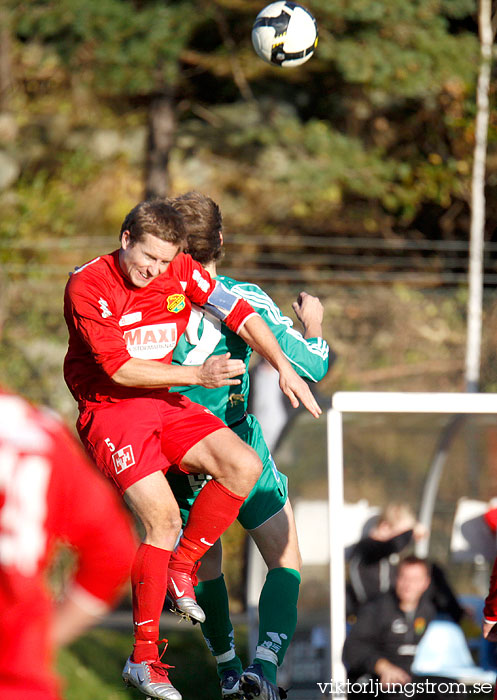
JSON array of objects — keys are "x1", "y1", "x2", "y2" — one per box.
[
  {"x1": 120, "y1": 199, "x2": 186, "y2": 246},
  {"x1": 171, "y1": 191, "x2": 224, "y2": 265}
]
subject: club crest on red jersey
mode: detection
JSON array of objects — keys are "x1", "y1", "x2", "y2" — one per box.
[{"x1": 167, "y1": 294, "x2": 186, "y2": 313}]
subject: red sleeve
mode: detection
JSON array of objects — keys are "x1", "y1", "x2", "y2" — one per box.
[
  {"x1": 48, "y1": 423, "x2": 136, "y2": 605},
  {"x1": 176, "y1": 254, "x2": 256, "y2": 331},
  {"x1": 65, "y1": 276, "x2": 131, "y2": 378},
  {"x1": 484, "y1": 556, "x2": 497, "y2": 621},
  {"x1": 224, "y1": 301, "x2": 257, "y2": 333},
  {"x1": 178, "y1": 252, "x2": 218, "y2": 304},
  {"x1": 484, "y1": 508, "x2": 497, "y2": 534}
]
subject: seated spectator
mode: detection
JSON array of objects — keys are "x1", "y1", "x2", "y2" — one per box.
[
  {"x1": 347, "y1": 503, "x2": 464, "y2": 624},
  {"x1": 343, "y1": 556, "x2": 466, "y2": 699}
]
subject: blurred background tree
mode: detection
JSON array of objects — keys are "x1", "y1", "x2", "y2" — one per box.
[
  {"x1": 1, "y1": 5, "x2": 497, "y2": 692},
  {"x1": 0, "y1": 0, "x2": 495, "y2": 405}
]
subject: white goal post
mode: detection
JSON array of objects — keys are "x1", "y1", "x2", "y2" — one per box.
[{"x1": 327, "y1": 391, "x2": 497, "y2": 692}]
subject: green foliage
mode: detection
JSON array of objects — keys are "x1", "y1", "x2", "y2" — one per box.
[
  {"x1": 3, "y1": 0, "x2": 483, "y2": 226},
  {"x1": 1, "y1": 150, "x2": 101, "y2": 246},
  {"x1": 0, "y1": 0, "x2": 492, "y2": 415},
  {"x1": 11, "y1": 0, "x2": 205, "y2": 94}
]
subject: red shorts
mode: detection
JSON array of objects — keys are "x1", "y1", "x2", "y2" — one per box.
[{"x1": 77, "y1": 393, "x2": 226, "y2": 494}]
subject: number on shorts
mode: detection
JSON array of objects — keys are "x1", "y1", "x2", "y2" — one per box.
[{"x1": 104, "y1": 437, "x2": 116, "y2": 452}]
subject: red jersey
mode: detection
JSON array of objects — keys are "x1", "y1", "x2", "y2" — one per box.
[
  {"x1": 0, "y1": 389, "x2": 136, "y2": 700},
  {"x1": 484, "y1": 556, "x2": 497, "y2": 622},
  {"x1": 64, "y1": 251, "x2": 255, "y2": 409}
]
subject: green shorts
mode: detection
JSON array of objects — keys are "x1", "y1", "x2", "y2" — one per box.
[{"x1": 167, "y1": 413, "x2": 288, "y2": 531}]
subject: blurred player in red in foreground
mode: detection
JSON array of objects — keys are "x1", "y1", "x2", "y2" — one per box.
[{"x1": 0, "y1": 387, "x2": 136, "y2": 700}]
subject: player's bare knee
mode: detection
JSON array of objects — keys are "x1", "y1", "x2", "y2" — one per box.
[
  {"x1": 240, "y1": 445, "x2": 263, "y2": 485},
  {"x1": 164, "y1": 510, "x2": 182, "y2": 538},
  {"x1": 218, "y1": 444, "x2": 261, "y2": 485},
  {"x1": 143, "y1": 508, "x2": 182, "y2": 548},
  {"x1": 249, "y1": 455, "x2": 263, "y2": 486}
]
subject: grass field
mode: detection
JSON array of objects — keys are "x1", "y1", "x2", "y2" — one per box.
[{"x1": 58, "y1": 624, "x2": 248, "y2": 700}]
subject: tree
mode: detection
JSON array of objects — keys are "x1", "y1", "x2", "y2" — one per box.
[
  {"x1": 0, "y1": 6, "x2": 14, "y2": 112},
  {"x1": 5, "y1": 0, "x2": 489, "y2": 237},
  {"x1": 10, "y1": 0, "x2": 210, "y2": 198},
  {"x1": 466, "y1": 0, "x2": 496, "y2": 392}
]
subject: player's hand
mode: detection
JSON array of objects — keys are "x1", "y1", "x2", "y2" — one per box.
[
  {"x1": 483, "y1": 620, "x2": 497, "y2": 641},
  {"x1": 292, "y1": 292, "x2": 323, "y2": 337},
  {"x1": 198, "y1": 353, "x2": 246, "y2": 388},
  {"x1": 278, "y1": 365, "x2": 322, "y2": 418}
]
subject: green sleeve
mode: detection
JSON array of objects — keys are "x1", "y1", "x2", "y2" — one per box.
[{"x1": 225, "y1": 278, "x2": 330, "y2": 382}]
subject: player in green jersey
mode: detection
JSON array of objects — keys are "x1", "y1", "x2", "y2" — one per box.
[{"x1": 168, "y1": 191, "x2": 331, "y2": 700}]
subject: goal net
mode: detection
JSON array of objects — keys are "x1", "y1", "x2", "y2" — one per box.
[{"x1": 327, "y1": 392, "x2": 497, "y2": 690}]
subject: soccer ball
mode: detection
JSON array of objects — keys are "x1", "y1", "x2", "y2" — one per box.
[{"x1": 251, "y1": 2, "x2": 318, "y2": 68}]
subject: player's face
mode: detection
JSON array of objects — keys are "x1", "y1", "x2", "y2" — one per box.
[{"x1": 119, "y1": 232, "x2": 181, "y2": 288}]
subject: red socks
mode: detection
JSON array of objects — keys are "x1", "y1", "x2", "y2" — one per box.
[
  {"x1": 131, "y1": 482, "x2": 245, "y2": 661},
  {"x1": 170, "y1": 480, "x2": 245, "y2": 571},
  {"x1": 131, "y1": 543, "x2": 171, "y2": 662}
]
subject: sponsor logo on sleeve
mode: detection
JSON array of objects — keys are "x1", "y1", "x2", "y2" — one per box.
[
  {"x1": 192, "y1": 269, "x2": 210, "y2": 293},
  {"x1": 123, "y1": 323, "x2": 178, "y2": 359},
  {"x1": 166, "y1": 294, "x2": 186, "y2": 313},
  {"x1": 98, "y1": 298, "x2": 112, "y2": 318},
  {"x1": 112, "y1": 445, "x2": 135, "y2": 474}
]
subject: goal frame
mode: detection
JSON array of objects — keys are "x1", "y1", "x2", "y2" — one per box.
[{"x1": 327, "y1": 391, "x2": 497, "y2": 691}]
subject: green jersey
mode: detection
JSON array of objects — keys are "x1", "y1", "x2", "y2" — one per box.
[{"x1": 170, "y1": 275, "x2": 330, "y2": 425}]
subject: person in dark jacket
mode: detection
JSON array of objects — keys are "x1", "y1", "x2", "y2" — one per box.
[
  {"x1": 343, "y1": 556, "x2": 466, "y2": 699},
  {"x1": 347, "y1": 503, "x2": 465, "y2": 624}
]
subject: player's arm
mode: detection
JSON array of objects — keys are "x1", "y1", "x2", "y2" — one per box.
[
  {"x1": 233, "y1": 282, "x2": 331, "y2": 382},
  {"x1": 237, "y1": 314, "x2": 321, "y2": 418},
  {"x1": 52, "y1": 588, "x2": 111, "y2": 647},
  {"x1": 178, "y1": 261, "x2": 322, "y2": 416},
  {"x1": 111, "y1": 354, "x2": 246, "y2": 389},
  {"x1": 483, "y1": 620, "x2": 497, "y2": 641},
  {"x1": 48, "y1": 424, "x2": 137, "y2": 647}
]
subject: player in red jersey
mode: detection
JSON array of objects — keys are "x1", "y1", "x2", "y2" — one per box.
[
  {"x1": 483, "y1": 561, "x2": 497, "y2": 698},
  {"x1": 483, "y1": 559, "x2": 497, "y2": 642},
  {"x1": 0, "y1": 387, "x2": 136, "y2": 700},
  {"x1": 63, "y1": 199, "x2": 321, "y2": 700}
]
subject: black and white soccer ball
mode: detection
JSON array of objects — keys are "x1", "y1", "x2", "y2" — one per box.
[{"x1": 251, "y1": 2, "x2": 318, "y2": 68}]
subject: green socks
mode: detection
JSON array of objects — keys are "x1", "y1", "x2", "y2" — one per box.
[
  {"x1": 195, "y1": 567, "x2": 301, "y2": 685},
  {"x1": 195, "y1": 574, "x2": 243, "y2": 678},
  {"x1": 253, "y1": 567, "x2": 301, "y2": 685}
]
